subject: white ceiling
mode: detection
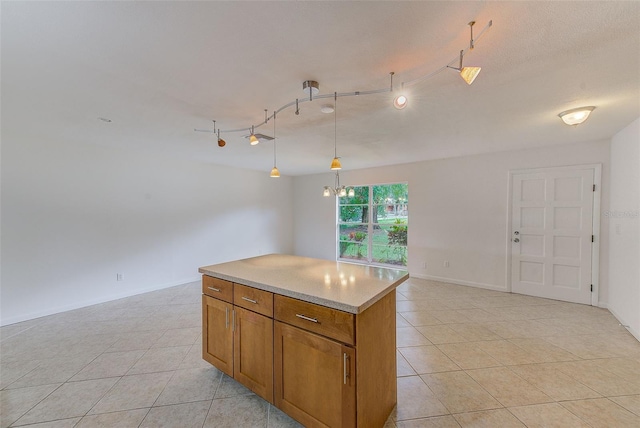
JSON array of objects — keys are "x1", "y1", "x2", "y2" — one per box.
[{"x1": 2, "y1": 1, "x2": 639, "y2": 176}]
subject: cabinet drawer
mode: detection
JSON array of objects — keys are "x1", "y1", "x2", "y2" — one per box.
[
  {"x1": 274, "y1": 295, "x2": 355, "y2": 345},
  {"x1": 202, "y1": 275, "x2": 233, "y2": 303},
  {"x1": 234, "y1": 284, "x2": 274, "y2": 318}
]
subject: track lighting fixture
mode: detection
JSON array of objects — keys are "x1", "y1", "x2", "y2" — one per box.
[
  {"x1": 270, "y1": 111, "x2": 280, "y2": 177},
  {"x1": 558, "y1": 106, "x2": 596, "y2": 126},
  {"x1": 249, "y1": 126, "x2": 259, "y2": 145},
  {"x1": 303, "y1": 80, "x2": 319, "y2": 101},
  {"x1": 394, "y1": 95, "x2": 408, "y2": 110},
  {"x1": 194, "y1": 19, "x2": 493, "y2": 164},
  {"x1": 217, "y1": 129, "x2": 226, "y2": 147},
  {"x1": 447, "y1": 22, "x2": 482, "y2": 85}
]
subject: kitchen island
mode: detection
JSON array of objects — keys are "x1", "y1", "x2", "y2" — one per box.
[{"x1": 199, "y1": 254, "x2": 409, "y2": 428}]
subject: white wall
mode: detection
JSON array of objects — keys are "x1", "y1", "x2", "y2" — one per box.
[
  {"x1": 294, "y1": 140, "x2": 610, "y2": 303},
  {"x1": 1, "y1": 135, "x2": 293, "y2": 325},
  {"x1": 608, "y1": 118, "x2": 640, "y2": 340}
]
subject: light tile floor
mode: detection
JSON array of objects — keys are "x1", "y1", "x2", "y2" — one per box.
[{"x1": 1, "y1": 278, "x2": 640, "y2": 427}]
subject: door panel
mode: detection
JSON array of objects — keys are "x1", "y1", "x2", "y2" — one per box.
[
  {"x1": 511, "y1": 168, "x2": 594, "y2": 304},
  {"x1": 233, "y1": 306, "x2": 274, "y2": 403},
  {"x1": 202, "y1": 295, "x2": 233, "y2": 376},
  {"x1": 274, "y1": 321, "x2": 355, "y2": 428}
]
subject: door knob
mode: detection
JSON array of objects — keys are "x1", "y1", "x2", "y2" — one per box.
[
  {"x1": 514, "y1": 231, "x2": 520, "y2": 235},
  {"x1": 513, "y1": 238, "x2": 520, "y2": 243}
]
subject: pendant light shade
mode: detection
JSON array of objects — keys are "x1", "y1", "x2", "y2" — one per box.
[
  {"x1": 330, "y1": 157, "x2": 342, "y2": 170},
  {"x1": 249, "y1": 126, "x2": 259, "y2": 145},
  {"x1": 270, "y1": 166, "x2": 280, "y2": 178}
]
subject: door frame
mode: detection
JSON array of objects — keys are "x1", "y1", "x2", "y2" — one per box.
[{"x1": 505, "y1": 164, "x2": 602, "y2": 306}]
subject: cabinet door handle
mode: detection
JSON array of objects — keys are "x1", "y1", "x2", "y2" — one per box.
[
  {"x1": 295, "y1": 314, "x2": 318, "y2": 323},
  {"x1": 241, "y1": 296, "x2": 258, "y2": 304},
  {"x1": 232, "y1": 309, "x2": 236, "y2": 332},
  {"x1": 207, "y1": 286, "x2": 221, "y2": 292},
  {"x1": 225, "y1": 307, "x2": 229, "y2": 329},
  {"x1": 343, "y1": 353, "x2": 348, "y2": 385}
]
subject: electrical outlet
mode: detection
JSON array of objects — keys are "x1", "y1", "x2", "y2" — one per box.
[
  {"x1": 421, "y1": 261, "x2": 427, "y2": 269},
  {"x1": 444, "y1": 261, "x2": 450, "y2": 268},
  {"x1": 116, "y1": 273, "x2": 123, "y2": 281}
]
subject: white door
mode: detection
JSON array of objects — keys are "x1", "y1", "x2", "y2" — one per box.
[{"x1": 511, "y1": 168, "x2": 594, "y2": 304}]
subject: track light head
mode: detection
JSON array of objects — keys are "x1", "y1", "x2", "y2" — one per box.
[{"x1": 394, "y1": 95, "x2": 408, "y2": 109}]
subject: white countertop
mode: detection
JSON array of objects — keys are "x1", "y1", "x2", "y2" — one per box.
[{"x1": 198, "y1": 254, "x2": 409, "y2": 314}]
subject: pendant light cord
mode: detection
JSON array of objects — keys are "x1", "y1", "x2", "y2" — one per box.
[
  {"x1": 273, "y1": 111, "x2": 277, "y2": 166},
  {"x1": 334, "y1": 92, "x2": 337, "y2": 158}
]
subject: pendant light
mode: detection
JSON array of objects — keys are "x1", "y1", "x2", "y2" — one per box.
[
  {"x1": 330, "y1": 92, "x2": 342, "y2": 170},
  {"x1": 249, "y1": 126, "x2": 260, "y2": 145},
  {"x1": 270, "y1": 111, "x2": 280, "y2": 178}
]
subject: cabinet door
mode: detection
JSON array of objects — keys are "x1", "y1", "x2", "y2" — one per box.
[
  {"x1": 234, "y1": 306, "x2": 274, "y2": 403},
  {"x1": 202, "y1": 295, "x2": 233, "y2": 376},
  {"x1": 274, "y1": 321, "x2": 355, "y2": 428}
]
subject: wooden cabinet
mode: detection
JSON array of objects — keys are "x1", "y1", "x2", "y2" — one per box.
[
  {"x1": 202, "y1": 277, "x2": 274, "y2": 403},
  {"x1": 274, "y1": 321, "x2": 355, "y2": 428},
  {"x1": 202, "y1": 274, "x2": 397, "y2": 427},
  {"x1": 202, "y1": 294, "x2": 233, "y2": 376},
  {"x1": 234, "y1": 306, "x2": 273, "y2": 402}
]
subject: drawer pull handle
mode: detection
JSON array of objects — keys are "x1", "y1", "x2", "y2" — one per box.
[
  {"x1": 207, "y1": 286, "x2": 221, "y2": 292},
  {"x1": 241, "y1": 297, "x2": 258, "y2": 304},
  {"x1": 296, "y1": 314, "x2": 318, "y2": 323}
]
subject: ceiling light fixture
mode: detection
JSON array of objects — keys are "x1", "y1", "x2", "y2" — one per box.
[
  {"x1": 217, "y1": 129, "x2": 226, "y2": 147},
  {"x1": 197, "y1": 20, "x2": 492, "y2": 150},
  {"x1": 390, "y1": 72, "x2": 408, "y2": 109},
  {"x1": 303, "y1": 80, "x2": 319, "y2": 101},
  {"x1": 330, "y1": 92, "x2": 342, "y2": 170},
  {"x1": 270, "y1": 111, "x2": 280, "y2": 178},
  {"x1": 447, "y1": 21, "x2": 482, "y2": 85},
  {"x1": 323, "y1": 171, "x2": 355, "y2": 198},
  {"x1": 249, "y1": 126, "x2": 260, "y2": 145},
  {"x1": 321, "y1": 104, "x2": 335, "y2": 114},
  {"x1": 558, "y1": 106, "x2": 596, "y2": 126}
]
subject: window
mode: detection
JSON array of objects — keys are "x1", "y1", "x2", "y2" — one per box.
[{"x1": 337, "y1": 183, "x2": 408, "y2": 267}]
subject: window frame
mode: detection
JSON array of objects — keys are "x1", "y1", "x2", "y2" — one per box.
[{"x1": 336, "y1": 182, "x2": 408, "y2": 268}]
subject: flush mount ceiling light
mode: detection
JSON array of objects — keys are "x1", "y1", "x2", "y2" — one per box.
[
  {"x1": 447, "y1": 21, "x2": 482, "y2": 85},
  {"x1": 321, "y1": 104, "x2": 335, "y2": 114},
  {"x1": 558, "y1": 106, "x2": 596, "y2": 126}
]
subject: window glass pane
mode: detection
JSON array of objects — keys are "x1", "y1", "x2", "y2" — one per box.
[
  {"x1": 338, "y1": 224, "x2": 368, "y2": 261},
  {"x1": 341, "y1": 186, "x2": 369, "y2": 204},
  {"x1": 339, "y1": 205, "x2": 367, "y2": 223},
  {"x1": 371, "y1": 244, "x2": 407, "y2": 266}
]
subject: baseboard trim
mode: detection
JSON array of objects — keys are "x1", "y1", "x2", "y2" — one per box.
[
  {"x1": 607, "y1": 306, "x2": 640, "y2": 342},
  {"x1": 0, "y1": 276, "x2": 201, "y2": 327},
  {"x1": 409, "y1": 273, "x2": 508, "y2": 293}
]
